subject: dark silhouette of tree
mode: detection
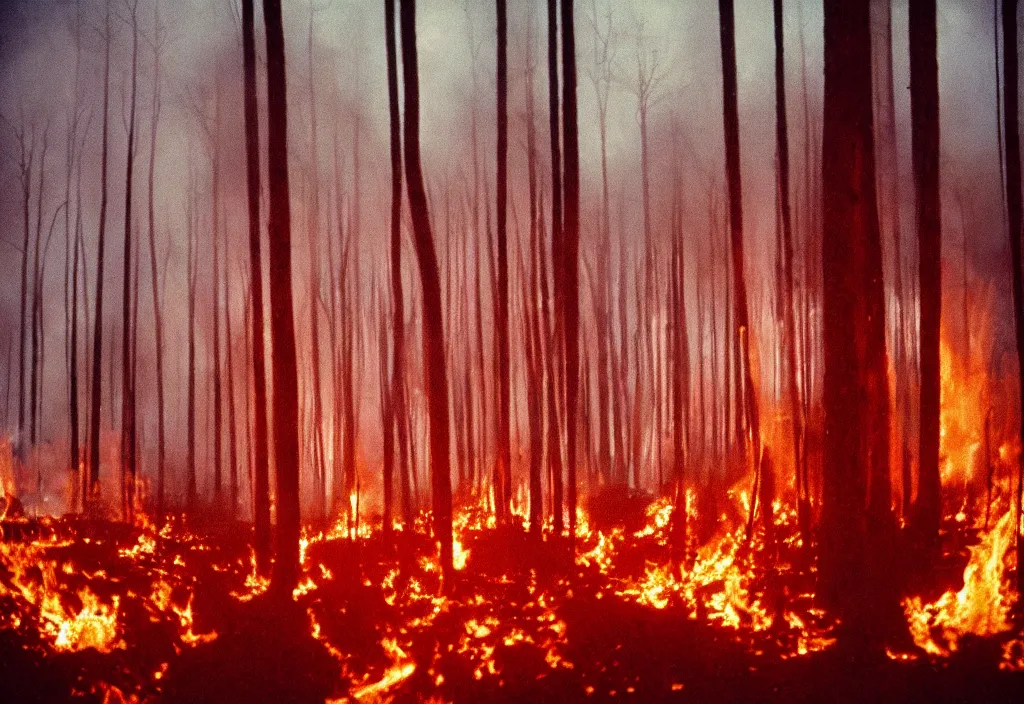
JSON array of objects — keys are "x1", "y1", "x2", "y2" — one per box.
[
  {"x1": 773, "y1": 0, "x2": 808, "y2": 549},
  {"x1": 384, "y1": 0, "x2": 406, "y2": 535},
  {"x1": 1000, "y1": 0, "x2": 1024, "y2": 593},
  {"x1": 399, "y1": 0, "x2": 454, "y2": 586},
  {"x1": 820, "y1": 0, "x2": 898, "y2": 643},
  {"x1": 263, "y1": 0, "x2": 302, "y2": 593},
  {"x1": 719, "y1": 0, "x2": 761, "y2": 534},
  {"x1": 496, "y1": 0, "x2": 511, "y2": 525},
  {"x1": 546, "y1": 0, "x2": 564, "y2": 536},
  {"x1": 88, "y1": 0, "x2": 113, "y2": 501},
  {"x1": 561, "y1": 0, "x2": 581, "y2": 546},
  {"x1": 242, "y1": 0, "x2": 271, "y2": 567},
  {"x1": 910, "y1": 0, "x2": 942, "y2": 552},
  {"x1": 146, "y1": 0, "x2": 167, "y2": 519},
  {"x1": 120, "y1": 0, "x2": 140, "y2": 521}
]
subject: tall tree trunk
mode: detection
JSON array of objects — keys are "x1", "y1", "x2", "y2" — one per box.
[
  {"x1": 546, "y1": 0, "x2": 564, "y2": 535},
  {"x1": 384, "y1": 0, "x2": 404, "y2": 535},
  {"x1": 264, "y1": 0, "x2": 302, "y2": 593},
  {"x1": 88, "y1": 0, "x2": 113, "y2": 501},
  {"x1": 147, "y1": 2, "x2": 166, "y2": 519},
  {"x1": 399, "y1": 0, "x2": 454, "y2": 586},
  {"x1": 120, "y1": 0, "x2": 139, "y2": 520},
  {"x1": 774, "y1": 0, "x2": 809, "y2": 549},
  {"x1": 910, "y1": 0, "x2": 942, "y2": 551},
  {"x1": 1000, "y1": 0, "x2": 1024, "y2": 594},
  {"x1": 243, "y1": 0, "x2": 271, "y2": 566},
  {"x1": 561, "y1": 0, "x2": 580, "y2": 546},
  {"x1": 187, "y1": 181, "x2": 198, "y2": 511},
  {"x1": 719, "y1": 0, "x2": 760, "y2": 493},
  {"x1": 211, "y1": 84, "x2": 224, "y2": 504},
  {"x1": 821, "y1": 0, "x2": 898, "y2": 642},
  {"x1": 496, "y1": 0, "x2": 511, "y2": 525}
]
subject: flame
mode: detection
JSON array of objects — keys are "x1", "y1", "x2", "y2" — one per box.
[{"x1": 903, "y1": 510, "x2": 1017, "y2": 656}]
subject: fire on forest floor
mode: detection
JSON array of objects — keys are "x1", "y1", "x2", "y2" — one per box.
[{"x1": 1, "y1": 479, "x2": 1022, "y2": 703}]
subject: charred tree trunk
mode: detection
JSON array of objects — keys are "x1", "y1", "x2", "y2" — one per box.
[
  {"x1": 147, "y1": 3, "x2": 166, "y2": 519},
  {"x1": 243, "y1": 0, "x2": 271, "y2": 566},
  {"x1": 120, "y1": 0, "x2": 139, "y2": 520},
  {"x1": 496, "y1": 0, "x2": 511, "y2": 525},
  {"x1": 1001, "y1": 0, "x2": 1024, "y2": 594},
  {"x1": 88, "y1": 1, "x2": 113, "y2": 500},
  {"x1": 910, "y1": 0, "x2": 942, "y2": 552},
  {"x1": 265, "y1": 0, "x2": 302, "y2": 593},
  {"x1": 821, "y1": 0, "x2": 899, "y2": 643},
  {"x1": 561, "y1": 0, "x2": 580, "y2": 546},
  {"x1": 546, "y1": 0, "x2": 564, "y2": 536},
  {"x1": 773, "y1": 0, "x2": 809, "y2": 550},
  {"x1": 399, "y1": 0, "x2": 454, "y2": 586},
  {"x1": 384, "y1": 0, "x2": 405, "y2": 534},
  {"x1": 719, "y1": 0, "x2": 761, "y2": 520}
]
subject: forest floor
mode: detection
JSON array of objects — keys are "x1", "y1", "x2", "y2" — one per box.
[{"x1": 1, "y1": 491, "x2": 1022, "y2": 703}]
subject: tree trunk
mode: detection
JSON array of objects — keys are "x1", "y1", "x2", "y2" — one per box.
[
  {"x1": 910, "y1": 0, "x2": 942, "y2": 551},
  {"x1": 1000, "y1": 0, "x2": 1024, "y2": 595},
  {"x1": 264, "y1": 0, "x2": 302, "y2": 593},
  {"x1": 120, "y1": 0, "x2": 139, "y2": 520},
  {"x1": 560, "y1": 0, "x2": 580, "y2": 546},
  {"x1": 773, "y1": 0, "x2": 809, "y2": 550},
  {"x1": 146, "y1": 3, "x2": 166, "y2": 519},
  {"x1": 496, "y1": 0, "x2": 511, "y2": 525},
  {"x1": 719, "y1": 0, "x2": 761, "y2": 508},
  {"x1": 821, "y1": 0, "x2": 898, "y2": 643},
  {"x1": 243, "y1": 0, "x2": 271, "y2": 567},
  {"x1": 384, "y1": 0, "x2": 404, "y2": 534},
  {"x1": 88, "y1": 0, "x2": 113, "y2": 501},
  {"x1": 399, "y1": 0, "x2": 454, "y2": 586}
]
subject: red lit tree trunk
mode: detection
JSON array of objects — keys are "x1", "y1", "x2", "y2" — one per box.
[
  {"x1": 264, "y1": 0, "x2": 302, "y2": 593},
  {"x1": 88, "y1": 0, "x2": 112, "y2": 501},
  {"x1": 399, "y1": 0, "x2": 454, "y2": 586},
  {"x1": 910, "y1": 0, "x2": 942, "y2": 553},
  {"x1": 384, "y1": 0, "x2": 405, "y2": 533},
  {"x1": 719, "y1": 0, "x2": 761, "y2": 515},
  {"x1": 146, "y1": 2, "x2": 167, "y2": 518},
  {"x1": 120, "y1": 0, "x2": 139, "y2": 520},
  {"x1": 773, "y1": 0, "x2": 809, "y2": 548},
  {"x1": 820, "y1": 0, "x2": 898, "y2": 642},
  {"x1": 561, "y1": 0, "x2": 580, "y2": 545},
  {"x1": 187, "y1": 183, "x2": 198, "y2": 511},
  {"x1": 1001, "y1": 0, "x2": 1024, "y2": 593},
  {"x1": 496, "y1": 0, "x2": 511, "y2": 525},
  {"x1": 242, "y1": 0, "x2": 271, "y2": 568},
  {"x1": 546, "y1": 0, "x2": 564, "y2": 535}
]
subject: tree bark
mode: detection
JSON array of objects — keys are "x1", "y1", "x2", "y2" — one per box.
[
  {"x1": 910, "y1": 0, "x2": 942, "y2": 551},
  {"x1": 821, "y1": 0, "x2": 898, "y2": 643},
  {"x1": 243, "y1": 0, "x2": 271, "y2": 566},
  {"x1": 1000, "y1": 0, "x2": 1024, "y2": 594},
  {"x1": 399, "y1": 0, "x2": 454, "y2": 586}
]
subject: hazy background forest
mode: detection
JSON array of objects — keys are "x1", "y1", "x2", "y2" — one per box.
[{"x1": 0, "y1": 0, "x2": 1014, "y2": 517}]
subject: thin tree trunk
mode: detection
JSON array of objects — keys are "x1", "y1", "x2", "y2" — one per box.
[
  {"x1": 384, "y1": 0, "x2": 405, "y2": 533},
  {"x1": 496, "y1": 0, "x2": 511, "y2": 525},
  {"x1": 88, "y1": 0, "x2": 112, "y2": 501},
  {"x1": 400, "y1": 0, "x2": 454, "y2": 585}
]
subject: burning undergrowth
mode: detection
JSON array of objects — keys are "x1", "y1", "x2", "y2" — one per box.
[{"x1": 1, "y1": 477, "x2": 1022, "y2": 703}]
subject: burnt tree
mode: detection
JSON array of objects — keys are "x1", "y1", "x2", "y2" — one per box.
[{"x1": 399, "y1": 0, "x2": 454, "y2": 585}]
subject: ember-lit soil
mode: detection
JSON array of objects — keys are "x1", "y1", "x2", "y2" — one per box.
[{"x1": 2, "y1": 491, "x2": 1022, "y2": 703}]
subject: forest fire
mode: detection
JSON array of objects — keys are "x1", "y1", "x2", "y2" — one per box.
[{"x1": 3, "y1": 0, "x2": 1024, "y2": 701}]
